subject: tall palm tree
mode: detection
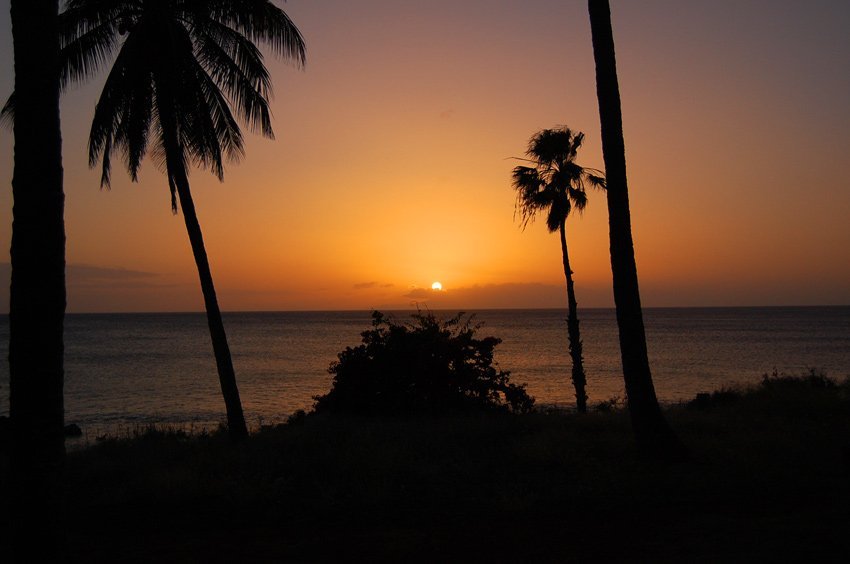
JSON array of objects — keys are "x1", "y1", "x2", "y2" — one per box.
[
  {"x1": 59, "y1": 0, "x2": 306, "y2": 438},
  {"x1": 512, "y1": 127, "x2": 605, "y2": 413},
  {"x1": 9, "y1": 0, "x2": 67, "y2": 557},
  {"x1": 587, "y1": 0, "x2": 684, "y2": 458}
]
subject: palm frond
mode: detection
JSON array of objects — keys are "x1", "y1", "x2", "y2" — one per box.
[
  {"x1": 0, "y1": 93, "x2": 14, "y2": 127},
  {"x1": 193, "y1": 23, "x2": 274, "y2": 138},
  {"x1": 89, "y1": 23, "x2": 156, "y2": 185},
  {"x1": 190, "y1": 57, "x2": 246, "y2": 165},
  {"x1": 511, "y1": 126, "x2": 605, "y2": 231},
  {"x1": 203, "y1": 0, "x2": 306, "y2": 67},
  {"x1": 546, "y1": 194, "x2": 570, "y2": 233},
  {"x1": 177, "y1": 69, "x2": 228, "y2": 179},
  {"x1": 527, "y1": 127, "x2": 573, "y2": 166},
  {"x1": 84, "y1": 42, "x2": 123, "y2": 159},
  {"x1": 166, "y1": 39, "x2": 228, "y2": 179},
  {"x1": 569, "y1": 187, "x2": 588, "y2": 213},
  {"x1": 511, "y1": 166, "x2": 541, "y2": 191},
  {"x1": 121, "y1": 69, "x2": 154, "y2": 180},
  {"x1": 511, "y1": 166, "x2": 545, "y2": 229},
  {"x1": 60, "y1": 25, "x2": 119, "y2": 90},
  {"x1": 167, "y1": 170, "x2": 179, "y2": 213},
  {"x1": 586, "y1": 174, "x2": 607, "y2": 190},
  {"x1": 60, "y1": 0, "x2": 137, "y2": 40},
  {"x1": 569, "y1": 130, "x2": 585, "y2": 158},
  {"x1": 100, "y1": 130, "x2": 113, "y2": 187}
]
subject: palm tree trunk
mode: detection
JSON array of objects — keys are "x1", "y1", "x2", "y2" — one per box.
[
  {"x1": 155, "y1": 102, "x2": 248, "y2": 439},
  {"x1": 587, "y1": 0, "x2": 685, "y2": 458},
  {"x1": 559, "y1": 222, "x2": 588, "y2": 412},
  {"x1": 172, "y1": 171, "x2": 249, "y2": 439},
  {"x1": 9, "y1": 0, "x2": 66, "y2": 557}
]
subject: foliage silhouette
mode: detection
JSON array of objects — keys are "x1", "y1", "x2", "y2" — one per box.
[
  {"x1": 512, "y1": 126, "x2": 605, "y2": 413},
  {"x1": 314, "y1": 311, "x2": 534, "y2": 415},
  {"x1": 587, "y1": 0, "x2": 685, "y2": 458},
  {"x1": 57, "y1": 0, "x2": 306, "y2": 438},
  {"x1": 688, "y1": 369, "x2": 842, "y2": 411},
  {"x1": 8, "y1": 0, "x2": 66, "y2": 558}
]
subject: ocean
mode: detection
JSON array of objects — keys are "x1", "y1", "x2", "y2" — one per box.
[{"x1": 1, "y1": 307, "x2": 848, "y2": 437}]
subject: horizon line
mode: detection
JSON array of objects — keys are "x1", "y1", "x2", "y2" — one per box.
[{"x1": 1, "y1": 304, "x2": 846, "y2": 316}]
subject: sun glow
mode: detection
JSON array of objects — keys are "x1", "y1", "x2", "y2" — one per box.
[{"x1": 431, "y1": 281, "x2": 443, "y2": 291}]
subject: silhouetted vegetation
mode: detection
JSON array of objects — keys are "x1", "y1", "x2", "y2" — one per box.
[
  {"x1": 512, "y1": 126, "x2": 604, "y2": 413},
  {"x1": 57, "y1": 0, "x2": 306, "y2": 438},
  {"x1": 687, "y1": 369, "x2": 844, "y2": 410},
  {"x1": 2, "y1": 372, "x2": 847, "y2": 561},
  {"x1": 313, "y1": 311, "x2": 534, "y2": 415}
]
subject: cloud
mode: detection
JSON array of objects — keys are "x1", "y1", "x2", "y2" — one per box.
[
  {"x1": 0, "y1": 262, "x2": 180, "y2": 313},
  {"x1": 396, "y1": 282, "x2": 614, "y2": 310},
  {"x1": 354, "y1": 281, "x2": 395, "y2": 290},
  {"x1": 66, "y1": 263, "x2": 160, "y2": 285},
  {"x1": 403, "y1": 288, "x2": 436, "y2": 299}
]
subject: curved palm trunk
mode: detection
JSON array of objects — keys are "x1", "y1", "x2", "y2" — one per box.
[
  {"x1": 156, "y1": 105, "x2": 248, "y2": 439},
  {"x1": 9, "y1": 0, "x2": 66, "y2": 557},
  {"x1": 559, "y1": 222, "x2": 588, "y2": 412},
  {"x1": 588, "y1": 0, "x2": 685, "y2": 458}
]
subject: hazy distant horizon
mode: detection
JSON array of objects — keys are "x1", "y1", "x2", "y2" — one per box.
[{"x1": 1, "y1": 304, "x2": 847, "y2": 317}]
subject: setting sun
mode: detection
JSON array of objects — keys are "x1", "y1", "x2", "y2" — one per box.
[{"x1": 431, "y1": 282, "x2": 443, "y2": 291}]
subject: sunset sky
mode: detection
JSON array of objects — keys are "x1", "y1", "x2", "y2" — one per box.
[{"x1": 1, "y1": 0, "x2": 848, "y2": 313}]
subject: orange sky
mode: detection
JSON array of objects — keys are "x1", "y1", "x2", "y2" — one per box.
[{"x1": 1, "y1": 0, "x2": 849, "y2": 312}]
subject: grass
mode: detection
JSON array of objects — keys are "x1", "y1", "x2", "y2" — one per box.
[{"x1": 2, "y1": 371, "x2": 849, "y2": 561}]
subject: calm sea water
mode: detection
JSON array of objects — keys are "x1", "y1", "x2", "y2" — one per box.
[{"x1": 0, "y1": 307, "x2": 848, "y2": 437}]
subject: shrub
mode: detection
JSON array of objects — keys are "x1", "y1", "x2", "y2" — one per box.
[
  {"x1": 685, "y1": 369, "x2": 845, "y2": 410},
  {"x1": 593, "y1": 396, "x2": 625, "y2": 412},
  {"x1": 759, "y1": 368, "x2": 837, "y2": 391},
  {"x1": 313, "y1": 311, "x2": 534, "y2": 415}
]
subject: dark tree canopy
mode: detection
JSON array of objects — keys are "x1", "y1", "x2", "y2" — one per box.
[{"x1": 314, "y1": 311, "x2": 534, "y2": 415}]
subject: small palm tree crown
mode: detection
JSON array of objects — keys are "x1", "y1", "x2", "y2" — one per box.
[
  {"x1": 512, "y1": 127, "x2": 605, "y2": 232},
  {"x1": 59, "y1": 0, "x2": 305, "y2": 209}
]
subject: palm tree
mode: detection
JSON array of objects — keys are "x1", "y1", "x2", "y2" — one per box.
[
  {"x1": 9, "y1": 0, "x2": 67, "y2": 556},
  {"x1": 587, "y1": 0, "x2": 685, "y2": 458},
  {"x1": 59, "y1": 0, "x2": 306, "y2": 438},
  {"x1": 512, "y1": 127, "x2": 605, "y2": 413}
]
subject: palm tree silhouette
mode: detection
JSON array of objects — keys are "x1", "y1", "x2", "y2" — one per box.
[
  {"x1": 59, "y1": 0, "x2": 305, "y2": 438},
  {"x1": 8, "y1": 0, "x2": 66, "y2": 556},
  {"x1": 587, "y1": 0, "x2": 684, "y2": 457},
  {"x1": 512, "y1": 127, "x2": 605, "y2": 413}
]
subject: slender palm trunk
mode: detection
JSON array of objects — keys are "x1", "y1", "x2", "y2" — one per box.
[
  {"x1": 559, "y1": 222, "x2": 588, "y2": 412},
  {"x1": 156, "y1": 102, "x2": 248, "y2": 439},
  {"x1": 173, "y1": 173, "x2": 249, "y2": 438},
  {"x1": 9, "y1": 0, "x2": 66, "y2": 557},
  {"x1": 587, "y1": 0, "x2": 684, "y2": 458}
]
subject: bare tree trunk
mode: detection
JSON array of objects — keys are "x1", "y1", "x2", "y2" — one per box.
[
  {"x1": 9, "y1": 0, "x2": 66, "y2": 557},
  {"x1": 587, "y1": 0, "x2": 685, "y2": 458},
  {"x1": 559, "y1": 222, "x2": 588, "y2": 412}
]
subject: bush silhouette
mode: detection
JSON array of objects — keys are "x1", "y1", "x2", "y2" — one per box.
[{"x1": 313, "y1": 311, "x2": 534, "y2": 415}]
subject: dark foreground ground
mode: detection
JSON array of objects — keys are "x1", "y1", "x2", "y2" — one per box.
[{"x1": 2, "y1": 374, "x2": 850, "y2": 562}]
